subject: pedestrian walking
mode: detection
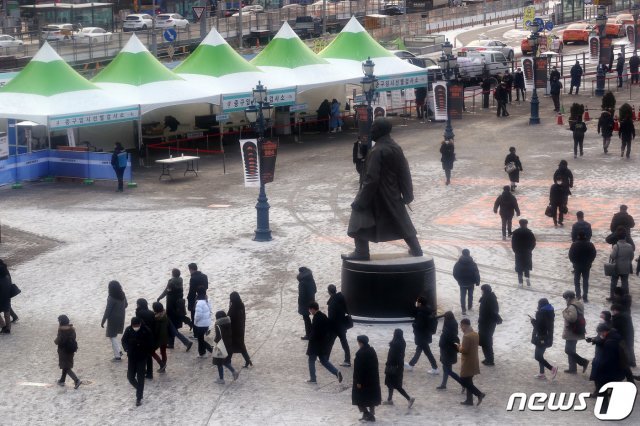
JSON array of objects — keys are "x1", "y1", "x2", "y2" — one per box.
[
  {"x1": 306, "y1": 302, "x2": 343, "y2": 384},
  {"x1": 452, "y1": 249, "x2": 481, "y2": 315},
  {"x1": 414, "y1": 86, "x2": 427, "y2": 119},
  {"x1": 511, "y1": 219, "x2": 536, "y2": 287},
  {"x1": 440, "y1": 139, "x2": 455, "y2": 185},
  {"x1": 598, "y1": 110, "x2": 614, "y2": 153},
  {"x1": 550, "y1": 78, "x2": 562, "y2": 112},
  {"x1": 352, "y1": 335, "x2": 382, "y2": 422},
  {"x1": 330, "y1": 99, "x2": 343, "y2": 133},
  {"x1": 616, "y1": 53, "x2": 625, "y2": 88},
  {"x1": 456, "y1": 318, "x2": 485, "y2": 406},
  {"x1": 611, "y1": 304, "x2": 636, "y2": 368},
  {"x1": 193, "y1": 288, "x2": 213, "y2": 357},
  {"x1": 327, "y1": 284, "x2": 351, "y2": 367},
  {"x1": 0, "y1": 261, "x2": 12, "y2": 334},
  {"x1": 571, "y1": 117, "x2": 587, "y2": 158},
  {"x1": 494, "y1": 82, "x2": 509, "y2": 116},
  {"x1": 187, "y1": 263, "x2": 208, "y2": 326},
  {"x1": 618, "y1": 116, "x2": 635, "y2": 158},
  {"x1": 569, "y1": 61, "x2": 583, "y2": 94},
  {"x1": 571, "y1": 211, "x2": 592, "y2": 242},
  {"x1": 502, "y1": 70, "x2": 513, "y2": 103},
  {"x1": 121, "y1": 317, "x2": 153, "y2": 406},
  {"x1": 494, "y1": 185, "x2": 520, "y2": 240},
  {"x1": 553, "y1": 160, "x2": 573, "y2": 202},
  {"x1": 437, "y1": 311, "x2": 462, "y2": 390},
  {"x1": 352, "y1": 136, "x2": 368, "y2": 180},
  {"x1": 561, "y1": 291, "x2": 589, "y2": 374},
  {"x1": 610, "y1": 204, "x2": 635, "y2": 238},
  {"x1": 478, "y1": 284, "x2": 501, "y2": 366},
  {"x1": 569, "y1": 232, "x2": 597, "y2": 303},
  {"x1": 382, "y1": 329, "x2": 415, "y2": 408},
  {"x1": 100, "y1": 280, "x2": 127, "y2": 361},
  {"x1": 212, "y1": 310, "x2": 240, "y2": 384},
  {"x1": 610, "y1": 287, "x2": 632, "y2": 312},
  {"x1": 481, "y1": 77, "x2": 491, "y2": 109},
  {"x1": 514, "y1": 67, "x2": 526, "y2": 101},
  {"x1": 549, "y1": 180, "x2": 567, "y2": 227},
  {"x1": 297, "y1": 266, "x2": 317, "y2": 340},
  {"x1": 504, "y1": 147, "x2": 523, "y2": 192},
  {"x1": 530, "y1": 298, "x2": 558, "y2": 380},
  {"x1": 110, "y1": 142, "x2": 127, "y2": 192},
  {"x1": 157, "y1": 268, "x2": 193, "y2": 351},
  {"x1": 151, "y1": 302, "x2": 168, "y2": 373},
  {"x1": 228, "y1": 291, "x2": 252, "y2": 368},
  {"x1": 630, "y1": 53, "x2": 640, "y2": 84},
  {"x1": 589, "y1": 323, "x2": 628, "y2": 412},
  {"x1": 54, "y1": 315, "x2": 81, "y2": 389},
  {"x1": 135, "y1": 298, "x2": 155, "y2": 379},
  {"x1": 406, "y1": 296, "x2": 439, "y2": 374},
  {"x1": 608, "y1": 230, "x2": 634, "y2": 297}
]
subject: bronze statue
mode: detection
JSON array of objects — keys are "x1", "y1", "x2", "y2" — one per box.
[{"x1": 341, "y1": 117, "x2": 423, "y2": 261}]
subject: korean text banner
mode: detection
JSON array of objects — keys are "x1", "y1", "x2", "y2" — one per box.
[
  {"x1": 223, "y1": 88, "x2": 297, "y2": 112},
  {"x1": 49, "y1": 107, "x2": 140, "y2": 131}
]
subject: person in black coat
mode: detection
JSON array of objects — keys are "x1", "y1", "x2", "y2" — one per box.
[
  {"x1": 569, "y1": 61, "x2": 583, "y2": 95},
  {"x1": 569, "y1": 231, "x2": 597, "y2": 302},
  {"x1": 494, "y1": 185, "x2": 521, "y2": 240},
  {"x1": 611, "y1": 304, "x2": 636, "y2": 368},
  {"x1": 440, "y1": 139, "x2": 455, "y2": 185},
  {"x1": 511, "y1": 219, "x2": 536, "y2": 287},
  {"x1": 352, "y1": 335, "x2": 382, "y2": 422},
  {"x1": 549, "y1": 180, "x2": 568, "y2": 227},
  {"x1": 616, "y1": 53, "x2": 624, "y2": 88},
  {"x1": 157, "y1": 268, "x2": 192, "y2": 351},
  {"x1": 452, "y1": 249, "x2": 480, "y2": 314},
  {"x1": 437, "y1": 311, "x2": 462, "y2": 390},
  {"x1": 571, "y1": 211, "x2": 592, "y2": 242},
  {"x1": 630, "y1": 53, "x2": 640, "y2": 84},
  {"x1": 553, "y1": 160, "x2": 573, "y2": 199},
  {"x1": 0, "y1": 261, "x2": 12, "y2": 333},
  {"x1": 306, "y1": 302, "x2": 342, "y2": 384},
  {"x1": 550, "y1": 66, "x2": 561, "y2": 83},
  {"x1": 610, "y1": 205, "x2": 635, "y2": 237},
  {"x1": 327, "y1": 284, "x2": 351, "y2": 366},
  {"x1": 502, "y1": 70, "x2": 513, "y2": 103},
  {"x1": 228, "y1": 291, "x2": 252, "y2": 368},
  {"x1": 589, "y1": 323, "x2": 628, "y2": 412},
  {"x1": 316, "y1": 99, "x2": 331, "y2": 132},
  {"x1": 135, "y1": 298, "x2": 155, "y2": 380},
  {"x1": 382, "y1": 329, "x2": 415, "y2": 408},
  {"x1": 494, "y1": 82, "x2": 509, "y2": 117},
  {"x1": 504, "y1": 147, "x2": 523, "y2": 191},
  {"x1": 212, "y1": 310, "x2": 239, "y2": 383},
  {"x1": 481, "y1": 77, "x2": 491, "y2": 108},
  {"x1": 407, "y1": 296, "x2": 439, "y2": 373},
  {"x1": 110, "y1": 142, "x2": 126, "y2": 192},
  {"x1": 187, "y1": 263, "x2": 208, "y2": 325},
  {"x1": 514, "y1": 67, "x2": 525, "y2": 101},
  {"x1": 598, "y1": 110, "x2": 615, "y2": 153},
  {"x1": 121, "y1": 317, "x2": 154, "y2": 406},
  {"x1": 531, "y1": 298, "x2": 557, "y2": 379},
  {"x1": 571, "y1": 118, "x2": 587, "y2": 158},
  {"x1": 478, "y1": 285, "x2": 501, "y2": 366},
  {"x1": 297, "y1": 266, "x2": 317, "y2": 340},
  {"x1": 618, "y1": 118, "x2": 635, "y2": 158}
]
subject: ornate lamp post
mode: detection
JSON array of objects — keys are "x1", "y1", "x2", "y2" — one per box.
[
  {"x1": 438, "y1": 39, "x2": 458, "y2": 141},
  {"x1": 361, "y1": 57, "x2": 378, "y2": 149},
  {"x1": 529, "y1": 22, "x2": 540, "y2": 125},
  {"x1": 244, "y1": 81, "x2": 273, "y2": 242},
  {"x1": 595, "y1": 5, "x2": 608, "y2": 97},
  {"x1": 632, "y1": 3, "x2": 639, "y2": 56}
]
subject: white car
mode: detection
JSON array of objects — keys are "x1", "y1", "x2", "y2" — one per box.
[
  {"x1": 155, "y1": 13, "x2": 190, "y2": 29},
  {"x1": 232, "y1": 5, "x2": 264, "y2": 15},
  {"x1": 41, "y1": 24, "x2": 76, "y2": 41},
  {"x1": 123, "y1": 14, "x2": 154, "y2": 32},
  {"x1": 0, "y1": 35, "x2": 24, "y2": 48},
  {"x1": 76, "y1": 27, "x2": 112, "y2": 44},
  {"x1": 459, "y1": 39, "x2": 515, "y2": 61}
]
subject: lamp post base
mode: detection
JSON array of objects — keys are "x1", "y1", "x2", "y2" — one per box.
[
  {"x1": 254, "y1": 183, "x2": 272, "y2": 242},
  {"x1": 529, "y1": 89, "x2": 540, "y2": 125}
]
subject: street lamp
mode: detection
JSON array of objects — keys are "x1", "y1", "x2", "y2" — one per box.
[
  {"x1": 632, "y1": 3, "x2": 639, "y2": 55},
  {"x1": 595, "y1": 5, "x2": 608, "y2": 96},
  {"x1": 244, "y1": 81, "x2": 273, "y2": 242},
  {"x1": 529, "y1": 22, "x2": 540, "y2": 125},
  {"x1": 438, "y1": 39, "x2": 458, "y2": 140},
  {"x1": 361, "y1": 57, "x2": 378, "y2": 149}
]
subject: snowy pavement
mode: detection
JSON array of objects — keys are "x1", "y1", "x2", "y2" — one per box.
[{"x1": 1, "y1": 92, "x2": 640, "y2": 425}]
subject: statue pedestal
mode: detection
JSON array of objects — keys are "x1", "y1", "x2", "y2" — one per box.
[{"x1": 341, "y1": 254, "x2": 436, "y2": 323}]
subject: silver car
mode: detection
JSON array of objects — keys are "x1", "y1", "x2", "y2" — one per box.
[{"x1": 460, "y1": 39, "x2": 515, "y2": 61}]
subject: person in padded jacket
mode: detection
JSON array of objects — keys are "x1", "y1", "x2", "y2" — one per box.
[
  {"x1": 531, "y1": 298, "x2": 557, "y2": 380},
  {"x1": 452, "y1": 249, "x2": 481, "y2": 315},
  {"x1": 494, "y1": 185, "x2": 521, "y2": 240},
  {"x1": 212, "y1": 310, "x2": 239, "y2": 384}
]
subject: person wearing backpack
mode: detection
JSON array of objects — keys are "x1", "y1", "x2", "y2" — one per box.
[
  {"x1": 571, "y1": 117, "x2": 587, "y2": 159},
  {"x1": 406, "y1": 296, "x2": 439, "y2": 375},
  {"x1": 561, "y1": 291, "x2": 589, "y2": 374},
  {"x1": 54, "y1": 314, "x2": 81, "y2": 389},
  {"x1": 110, "y1": 142, "x2": 127, "y2": 192}
]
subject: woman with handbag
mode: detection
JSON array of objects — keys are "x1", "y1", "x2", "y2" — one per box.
[
  {"x1": 212, "y1": 310, "x2": 239, "y2": 384},
  {"x1": 530, "y1": 298, "x2": 558, "y2": 380},
  {"x1": 549, "y1": 180, "x2": 567, "y2": 227},
  {"x1": 382, "y1": 329, "x2": 415, "y2": 408},
  {"x1": 504, "y1": 147, "x2": 523, "y2": 192}
]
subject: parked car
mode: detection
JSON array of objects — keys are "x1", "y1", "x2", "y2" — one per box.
[
  {"x1": 616, "y1": 13, "x2": 637, "y2": 25},
  {"x1": 41, "y1": 24, "x2": 76, "y2": 41},
  {"x1": 281, "y1": 3, "x2": 306, "y2": 16},
  {"x1": 521, "y1": 34, "x2": 563, "y2": 55},
  {"x1": 123, "y1": 14, "x2": 154, "y2": 32},
  {"x1": 459, "y1": 39, "x2": 515, "y2": 61},
  {"x1": 605, "y1": 17, "x2": 625, "y2": 37},
  {"x1": 562, "y1": 22, "x2": 596, "y2": 44},
  {"x1": 0, "y1": 35, "x2": 23, "y2": 48},
  {"x1": 457, "y1": 50, "x2": 510, "y2": 83},
  {"x1": 223, "y1": 8, "x2": 240, "y2": 17},
  {"x1": 155, "y1": 13, "x2": 190, "y2": 29},
  {"x1": 235, "y1": 4, "x2": 264, "y2": 14},
  {"x1": 379, "y1": 4, "x2": 404, "y2": 15},
  {"x1": 76, "y1": 27, "x2": 112, "y2": 44},
  {"x1": 389, "y1": 50, "x2": 443, "y2": 81}
]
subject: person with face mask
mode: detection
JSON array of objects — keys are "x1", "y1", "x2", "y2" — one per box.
[{"x1": 122, "y1": 317, "x2": 154, "y2": 406}]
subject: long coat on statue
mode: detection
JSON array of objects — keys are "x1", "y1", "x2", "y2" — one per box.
[{"x1": 347, "y1": 134, "x2": 417, "y2": 243}]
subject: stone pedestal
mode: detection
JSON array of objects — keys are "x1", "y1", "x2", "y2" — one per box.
[{"x1": 341, "y1": 254, "x2": 436, "y2": 323}]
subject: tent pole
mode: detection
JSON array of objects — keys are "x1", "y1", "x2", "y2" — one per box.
[{"x1": 137, "y1": 105, "x2": 145, "y2": 167}]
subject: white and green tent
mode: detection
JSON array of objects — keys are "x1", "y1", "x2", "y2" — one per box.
[
  {"x1": 251, "y1": 22, "x2": 356, "y2": 91},
  {"x1": 0, "y1": 42, "x2": 136, "y2": 124},
  {"x1": 92, "y1": 34, "x2": 211, "y2": 114}
]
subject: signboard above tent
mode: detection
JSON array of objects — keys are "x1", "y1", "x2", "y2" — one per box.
[
  {"x1": 48, "y1": 107, "x2": 139, "y2": 131},
  {"x1": 222, "y1": 87, "x2": 297, "y2": 112},
  {"x1": 375, "y1": 72, "x2": 428, "y2": 91}
]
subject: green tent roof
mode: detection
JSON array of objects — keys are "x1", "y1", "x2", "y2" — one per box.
[
  {"x1": 251, "y1": 22, "x2": 328, "y2": 68},
  {"x1": 318, "y1": 17, "x2": 394, "y2": 61}
]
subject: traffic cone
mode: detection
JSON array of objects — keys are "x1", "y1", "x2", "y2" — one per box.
[
  {"x1": 583, "y1": 108, "x2": 590, "y2": 121},
  {"x1": 557, "y1": 112, "x2": 563, "y2": 125},
  {"x1": 614, "y1": 116, "x2": 620, "y2": 131}
]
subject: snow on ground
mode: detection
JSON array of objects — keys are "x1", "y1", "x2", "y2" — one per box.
[{"x1": 1, "y1": 91, "x2": 640, "y2": 425}]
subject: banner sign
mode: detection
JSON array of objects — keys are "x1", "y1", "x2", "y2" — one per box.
[
  {"x1": 522, "y1": 6, "x2": 535, "y2": 31},
  {"x1": 259, "y1": 139, "x2": 278, "y2": 184},
  {"x1": 290, "y1": 103, "x2": 308, "y2": 112},
  {"x1": 432, "y1": 81, "x2": 448, "y2": 121},
  {"x1": 222, "y1": 87, "x2": 297, "y2": 112},
  {"x1": 0, "y1": 132, "x2": 7, "y2": 160},
  {"x1": 626, "y1": 24, "x2": 635, "y2": 47},
  {"x1": 600, "y1": 37, "x2": 613, "y2": 66},
  {"x1": 447, "y1": 83, "x2": 464, "y2": 119},
  {"x1": 239, "y1": 139, "x2": 260, "y2": 187},
  {"x1": 521, "y1": 57, "x2": 534, "y2": 91},
  {"x1": 589, "y1": 35, "x2": 599, "y2": 64},
  {"x1": 375, "y1": 71, "x2": 428, "y2": 91},
  {"x1": 534, "y1": 57, "x2": 548, "y2": 89},
  {"x1": 48, "y1": 107, "x2": 139, "y2": 131}
]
